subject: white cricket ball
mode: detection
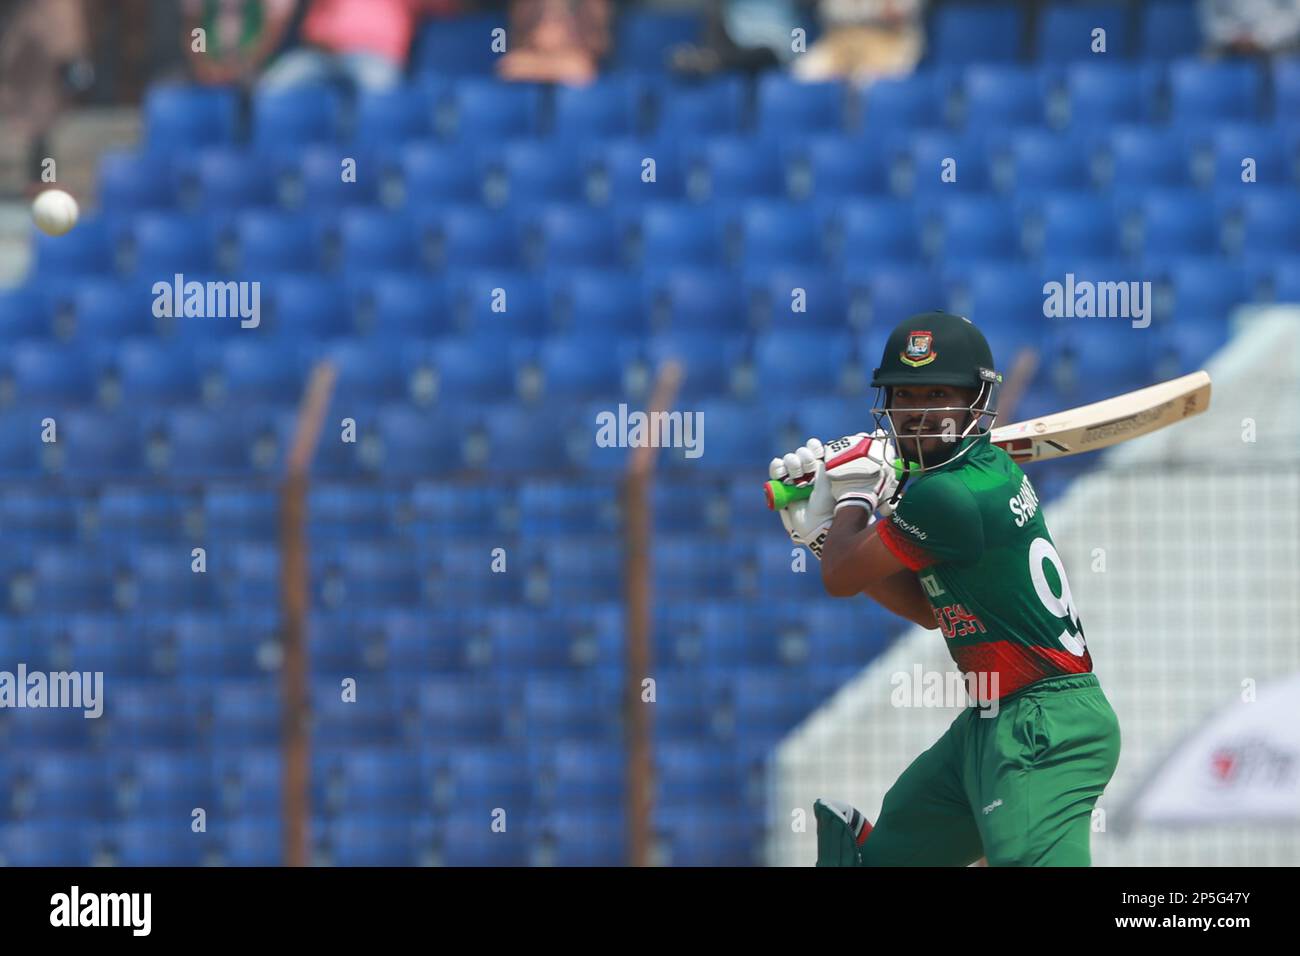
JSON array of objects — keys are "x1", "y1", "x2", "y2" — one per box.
[{"x1": 32, "y1": 188, "x2": 80, "y2": 237}]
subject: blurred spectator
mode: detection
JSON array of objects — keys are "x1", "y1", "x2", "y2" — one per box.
[
  {"x1": 792, "y1": 0, "x2": 925, "y2": 86},
  {"x1": 669, "y1": 0, "x2": 797, "y2": 78},
  {"x1": 497, "y1": 0, "x2": 610, "y2": 85},
  {"x1": 183, "y1": 0, "x2": 299, "y2": 87},
  {"x1": 0, "y1": 0, "x2": 94, "y2": 190},
  {"x1": 260, "y1": 0, "x2": 458, "y2": 92},
  {"x1": 1200, "y1": 0, "x2": 1300, "y2": 56}
]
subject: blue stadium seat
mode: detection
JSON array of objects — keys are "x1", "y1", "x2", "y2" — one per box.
[
  {"x1": 1141, "y1": 0, "x2": 1202, "y2": 59},
  {"x1": 690, "y1": 135, "x2": 785, "y2": 199},
  {"x1": 654, "y1": 741, "x2": 741, "y2": 810},
  {"x1": 425, "y1": 204, "x2": 521, "y2": 270},
  {"x1": 411, "y1": 14, "x2": 505, "y2": 76},
  {"x1": 639, "y1": 203, "x2": 727, "y2": 267},
  {"x1": 549, "y1": 269, "x2": 646, "y2": 335},
  {"x1": 1037, "y1": 1, "x2": 1132, "y2": 63},
  {"x1": 541, "y1": 741, "x2": 625, "y2": 809},
  {"x1": 1274, "y1": 258, "x2": 1300, "y2": 302},
  {"x1": 327, "y1": 817, "x2": 425, "y2": 866},
  {"x1": 105, "y1": 821, "x2": 211, "y2": 866},
  {"x1": 264, "y1": 275, "x2": 352, "y2": 339},
  {"x1": 1065, "y1": 62, "x2": 1160, "y2": 129},
  {"x1": 13, "y1": 345, "x2": 97, "y2": 404},
  {"x1": 536, "y1": 334, "x2": 626, "y2": 400},
  {"x1": 793, "y1": 133, "x2": 889, "y2": 199},
  {"x1": 127, "y1": 212, "x2": 217, "y2": 276},
  {"x1": 9, "y1": 754, "x2": 112, "y2": 820},
  {"x1": 554, "y1": 77, "x2": 647, "y2": 138},
  {"x1": 92, "y1": 487, "x2": 196, "y2": 544},
  {"x1": 587, "y1": 137, "x2": 686, "y2": 207},
  {"x1": 1276, "y1": 57, "x2": 1300, "y2": 122},
  {"x1": 445, "y1": 79, "x2": 544, "y2": 140},
  {"x1": 325, "y1": 340, "x2": 413, "y2": 405},
  {"x1": 156, "y1": 408, "x2": 281, "y2": 478},
  {"x1": 738, "y1": 200, "x2": 825, "y2": 268},
  {"x1": 252, "y1": 86, "x2": 343, "y2": 148},
  {"x1": 129, "y1": 544, "x2": 221, "y2": 610},
  {"x1": 425, "y1": 336, "x2": 513, "y2": 402},
  {"x1": 753, "y1": 330, "x2": 852, "y2": 394},
  {"x1": 1001, "y1": 129, "x2": 1093, "y2": 195},
  {"x1": 436, "y1": 811, "x2": 531, "y2": 866},
  {"x1": 174, "y1": 613, "x2": 264, "y2": 680},
  {"x1": 212, "y1": 749, "x2": 281, "y2": 816},
  {"x1": 537, "y1": 810, "x2": 625, "y2": 866},
  {"x1": 1168, "y1": 258, "x2": 1249, "y2": 321},
  {"x1": 32, "y1": 214, "x2": 117, "y2": 277},
  {"x1": 210, "y1": 680, "x2": 281, "y2": 746},
  {"x1": 336, "y1": 208, "x2": 421, "y2": 274},
  {"x1": 1049, "y1": 324, "x2": 1157, "y2": 396},
  {"x1": 352, "y1": 87, "x2": 435, "y2": 144},
  {"x1": 186, "y1": 148, "x2": 278, "y2": 211},
  {"x1": 612, "y1": 9, "x2": 700, "y2": 71},
  {"x1": 70, "y1": 279, "x2": 155, "y2": 339},
  {"x1": 1150, "y1": 316, "x2": 1229, "y2": 376},
  {"x1": 113, "y1": 751, "x2": 216, "y2": 818},
  {"x1": 108, "y1": 681, "x2": 206, "y2": 748},
  {"x1": 0, "y1": 285, "x2": 50, "y2": 339},
  {"x1": 756, "y1": 76, "x2": 846, "y2": 137},
  {"x1": 1035, "y1": 192, "x2": 1120, "y2": 258},
  {"x1": 0, "y1": 413, "x2": 45, "y2": 479},
  {"x1": 480, "y1": 404, "x2": 572, "y2": 471},
  {"x1": 292, "y1": 146, "x2": 379, "y2": 209},
  {"x1": 644, "y1": 268, "x2": 745, "y2": 331},
  {"x1": 110, "y1": 340, "x2": 202, "y2": 404},
  {"x1": 357, "y1": 273, "x2": 449, "y2": 338},
  {"x1": 962, "y1": 65, "x2": 1049, "y2": 129},
  {"x1": 860, "y1": 72, "x2": 953, "y2": 131},
  {"x1": 1208, "y1": 124, "x2": 1291, "y2": 189},
  {"x1": 1170, "y1": 60, "x2": 1265, "y2": 125},
  {"x1": 1105, "y1": 126, "x2": 1193, "y2": 192},
  {"x1": 0, "y1": 490, "x2": 76, "y2": 542},
  {"x1": 67, "y1": 614, "x2": 156, "y2": 677},
  {"x1": 495, "y1": 139, "x2": 586, "y2": 205},
  {"x1": 0, "y1": 823, "x2": 95, "y2": 866},
  {"x1": 312, "y1": 678, "x2": 401, "y2": 745},
  {"x1": 98, "y1": 150, "x2": 177, "y2": 211},
  {"x1": 236, "y1": 210, "x2": 323, "y2": 272},
  {"x1": 383, "y1": 609, "x2": 466, "y2": 674},
  {"x1": 540, "y1": 539, "x2": 623, "y2": 602},
  {"x1": 144, "y1": 84, "x2": 240, "y2": 150},
  {"x1": 413, "y1": 677, "x2": 505, "y2": 743},
  {"x1": 945, "y1": 262, "x2": 1050, "y2": 353},
  {"x1": 903, "y1": 132, "x2": 990, "y2": 196},
  {"x1": 645, "y1": 331, "x2": 745, "y2": 398},
  {"x1": 215, "y1": 338, "x2": 305, "y2": 404},
  {"x1": 448, "y1": 270, "x2": 548, "y2": 336},
  {"x1": 936, "y1": 194, "x2": 1021, "y2": 260},
  {"x1": 658, "y1": 75, "x2": 747, "y2": 135},
  {"x1": 653, "y1": 806, "x2": 752, "y2": 865},
  {"x1": 525, "y1": 204, "x2": 623, "y2": 269},
  {"x1": 371, "y1": 405, "x2": 463, "y2": 477},
  {"x1": 929, "y1": 3, "x2": 1024, "y2": 64},
  {"x1": 398, "y1": 141, "x2": 482, "y2": 205},
  {"x1": 1238, "y1": 190, "x2": 1300, "y2": 252},
  {"x1": 484, "y1": 608, "x2": 569, "y2": 673},
  {"x1": 840, "y1": 264, "x2": 941, "y2": 332},
  {"x1": 743, "y1": 265, "x2": 846, "y2": 329},
  {"x1": 836, "y1": 197, "x2": 923, "y2": 263},
  {"x1": 1139, "y1": 190, "x2": 1220, "y2": 259},
  {"x1": 522, "y1": 674, "x2": 621, "y2": 740},
  {"x1": 218, "y1": 819, "x2": 281, "y2": 866}
]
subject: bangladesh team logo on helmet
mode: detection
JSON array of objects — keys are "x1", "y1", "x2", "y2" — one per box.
[{"x1": 900, "y1": 330, "x2": 936, "y2": 367}]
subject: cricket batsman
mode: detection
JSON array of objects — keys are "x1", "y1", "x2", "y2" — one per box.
[{"x1": 769, "y1": 311, "x2": 1121, "y2": 866}]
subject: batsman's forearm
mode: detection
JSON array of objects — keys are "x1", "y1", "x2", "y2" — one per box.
[
  {"x1": 820, "y1": 506, "x2": 876, "y2": 596},
  {"x1": 861, "y1": 571, "x2": 939, "y2": 630}
]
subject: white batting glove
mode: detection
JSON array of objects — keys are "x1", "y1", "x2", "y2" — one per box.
[
  {"x1": 769, "y1": 438, "x2": 836, "y2": 557},
  {"x1": 819, "y1": 430, "x2": 899, "y2": 515}
]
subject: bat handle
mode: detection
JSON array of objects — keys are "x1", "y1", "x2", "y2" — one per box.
[{"x1": 765, "y1": 459, "x2": 910, "y2": 511}]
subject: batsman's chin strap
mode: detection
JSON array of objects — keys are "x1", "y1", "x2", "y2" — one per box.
[{"x1": 887, "y1": 461, "x2": 913, "y2": 506}]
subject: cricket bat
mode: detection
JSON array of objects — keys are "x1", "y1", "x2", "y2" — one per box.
[{"x1": 765, "y1": 370, "x2": 1212, "y2": 510}]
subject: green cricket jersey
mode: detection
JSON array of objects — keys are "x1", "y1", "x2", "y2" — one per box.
[{"x1": 875, "y1": 432, "x2": 1093, "y2": 698}]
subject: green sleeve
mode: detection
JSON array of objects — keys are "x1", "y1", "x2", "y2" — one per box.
[{"x1": 885, "y1": 473, "x2": 985, "y2": 565}]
